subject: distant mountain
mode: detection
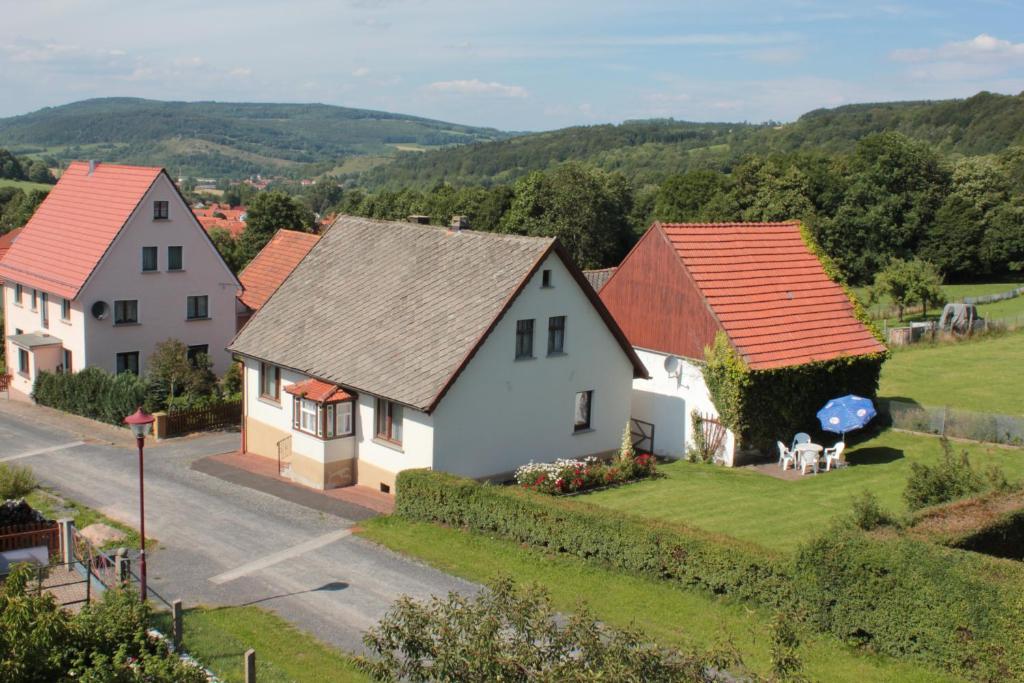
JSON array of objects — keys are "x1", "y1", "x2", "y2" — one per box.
[
  {"x1": 353, "y1": 91, "x2": 1024, "y2": 189},
  {"x1": 0, "y1": 97, "x2": 515, "y2": 178}
]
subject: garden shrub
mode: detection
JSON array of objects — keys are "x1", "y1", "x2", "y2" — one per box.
[
  {"x1": 0, "y1": 463, "x2": 37, "y2": 500},
  {"x1": 903, "y1": 438, "x2": 999, "y2": 511},
  {"x1": 794, "y1": 528, "x2": 1024, "y2": 679},
  {"x1": 849, "y1": 489, "x2": 892, "y2": 531},
  {"x1": 396, "y1": 469, "x2": 793, "y2": 608},
  {"x1": 32, "y1": 367, "x2": 147, "y2": 426}
]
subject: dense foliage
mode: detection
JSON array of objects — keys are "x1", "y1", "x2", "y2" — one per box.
[
  {"x1": 0, "y1": 185, "x2": 48, "y2": 231},
  {"x1": 359, "y1": 576, "x2": 726, "y2": 682},
  {"x1": 702, "y1": 333, "x2": 886, "y2": 454},
  {"x1": 0, "y1": 148, "x2": 55, "y2": 183},
  {"x1": 0, "y1": 564, "x2": 207, "y2": 682},
  {"x1": 0, "y1": 463, "x2": 36, "y2": 500},
  {"x1": 32, "y1": 367, "x2": 147, "y2": 426},
  {"x1": 397, "y1": 468, "x2": 1024, "y2": 678},
  {"x1": 903, "y1": 438, "x2": 1010, "y2": 511},
  {"x1": 0, "y1": 97, "x2": 512, "y2": 178}
]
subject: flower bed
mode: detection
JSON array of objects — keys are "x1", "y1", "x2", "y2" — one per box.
[{"x1": 515, "y1": 453, "x2": 655, "y2": 495}]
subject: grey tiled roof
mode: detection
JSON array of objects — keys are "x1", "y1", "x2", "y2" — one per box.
[
  {"x1": 229, "y1": 216, "x2": 555, "y2": 410},
  {"x1": 583, "y1": 267, "x2": 616, "y2": 292}
]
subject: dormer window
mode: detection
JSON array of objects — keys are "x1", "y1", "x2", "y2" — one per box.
[
  {"x1": 541, "y1": 269, "x2": 552, "y2": 288},
  {"x1": 153, "y1": 201, "x2": 169, "y2": 220}
]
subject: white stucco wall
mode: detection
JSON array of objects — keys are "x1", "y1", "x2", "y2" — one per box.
[
  {"x1": 354, "y1": 392, "x2": 434, "y2": 474},
  {"x1": 630, "y1": 348, "x2": 736, "y2": 465},
  {"x1": 431, "y1": 252, "x2": 635, "y2": 479},
  {"x1": 80, "y1": 173, "x2": 239, "y2": 375},
  {"x1": 3, "y1": 281, "x2": 86, "y2": 396}
]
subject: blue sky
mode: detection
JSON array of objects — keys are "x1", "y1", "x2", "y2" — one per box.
[{"x1": 2, "y1": 1, "x2": 1023, "y2": 130}]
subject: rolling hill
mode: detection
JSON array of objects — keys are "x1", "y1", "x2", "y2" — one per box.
[
  {"x1": 0, "y1": 97, "x2": 515, "y2": 179},
  {"x1": 352, "y1": 91, "x2": 1024, "y2": 189}
]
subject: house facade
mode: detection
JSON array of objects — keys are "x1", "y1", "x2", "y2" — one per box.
[
  {"x1": 598, "y1": 221, "x2": 886, "y2": 465},
  {"x1": 229, "y1": 216, "x2": 647, "y2": 493},
  {"x1": 0, "y1": 162, "x2": 240, "y2": 399}
]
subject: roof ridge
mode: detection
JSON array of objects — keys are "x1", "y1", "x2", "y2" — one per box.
[{"x1": 330, "y1": 214, "x2": 556, "y2": 245}]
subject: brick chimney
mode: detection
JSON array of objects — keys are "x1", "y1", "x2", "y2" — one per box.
[
  {"x1": 407, "y1": 215, "x2": 431, "y2": 225},
  {"x1": 88, "y1": 160, "x2": 98, "y2": 175},
  {"x1": 449, "y1": 215, "x2": 469, "y2": 232}
]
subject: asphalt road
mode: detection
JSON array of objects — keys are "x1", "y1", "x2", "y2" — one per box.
[{"x1": 0, "y1": 403, "x2": 476, "y2": 654}]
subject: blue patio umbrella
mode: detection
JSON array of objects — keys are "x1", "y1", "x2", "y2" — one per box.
[{"x1": 816, "y1": 395, "x2": 877, "y2": 437}]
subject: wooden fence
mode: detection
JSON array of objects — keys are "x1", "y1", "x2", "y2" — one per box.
[
  {"x1": 0, "y1": 521, "x2": 60, "y2": 556},
  {"x1": 164, "y1": 400, "x2": 242, "y2": 438}
]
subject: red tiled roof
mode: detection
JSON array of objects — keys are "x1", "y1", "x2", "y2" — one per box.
[
  {"x1": 197, "y1": 215, "x2": 246, "y2": 238},
  {"x1": 660, "y1": 221, "x2": 885, "y2": 370},
  {"x1": 0, "y1": 162, "x2": 162, "y2": 299},
  {"x1": 238, "y1": 229, "x2": 320, "y2": 311},
  {"x1": 284, "y1": 378, "x2": 352, "y2": 403},
  {"x1": 0, "y1": 227, "x2": 23, "y2": 263}
]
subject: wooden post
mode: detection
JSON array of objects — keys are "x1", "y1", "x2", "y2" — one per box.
[
  {"x1": 172, "y1": 600, "x2": 183, "y2": 649},
  {"x1": 58, "y1": 518, "x2": 74, "y2": 569},
  {"x1": 84, "y1": 562, "x2": 92, "y2": 604},
  {"x1": 244, "y1": 649, "x2": 256, "y2": 683}
]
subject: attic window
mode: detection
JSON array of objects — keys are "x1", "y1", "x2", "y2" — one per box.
[
  {"x1": 541, "y1": 269, "x2": 552, "y2": 288},
  {"x1": 153, "y1": 201, "x2": 169, "y2": 220}
]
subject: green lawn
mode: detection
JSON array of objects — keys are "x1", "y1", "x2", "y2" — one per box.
[
  {"x1": 0, "y1": 177, "x2": 53, "y2": 193},
  {"x1": 359, "y1": 516, "x2": 959, "y2": 683},
  {"x1": 151, "y1": 606, "x2": 369, "y2": 683},
  {"x1": 854, "y1": 280, "x2": 1024, "y2": 325},
  {"x1": 879, "y1": 331, "x2": 1024, "y2": 414},
  {"x1": 26, "y1": 487, "x2": 148, "y2": 552},
  {"x1": 577, "y1": 430, "x2": 1024, "y2": 552}
]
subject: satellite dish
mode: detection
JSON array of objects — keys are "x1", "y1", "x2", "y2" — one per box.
[
  {"x1": 663, "y1": 355, "x2": 682, "y2": 378},
  {"x1": 91, "y1": 301, "x2": 109, "y2": 320}
]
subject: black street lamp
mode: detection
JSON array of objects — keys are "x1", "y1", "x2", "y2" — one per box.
[{"x1": 123, "y1": 407, "x2": 155, "y2": 601}]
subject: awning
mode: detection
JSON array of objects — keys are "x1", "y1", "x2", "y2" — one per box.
[
  {"x1": 284, "y1": 378, "x2": 353, "y2": 404},
  {"x1": 7, "y1": 332, "x2": 62, "y2": 349}
]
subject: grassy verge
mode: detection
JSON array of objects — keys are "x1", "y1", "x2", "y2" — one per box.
[
  {"x1": 358, "y1": 516, "x2": 958, "y2": 683},
  {"x1": 151, "y1": 606, "x2": 369, "y2": 683},
  {"x1": 26, "y1": 487, "x2": 151, "y2": 552},
  {"x1": 879, "y1": 330, "x2": 1024, "y2": 414},
  {"x1": 0, "y1": 177, "x2": 53, "y2": 192},
  {"x1": 577, "y1": 431, "x2": 1024, "y2": 552}
]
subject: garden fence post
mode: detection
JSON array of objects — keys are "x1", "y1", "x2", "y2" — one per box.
[
  {"x1": 172, "y1": 600, "x2": 183, "y2": 649},
  {"x1": 244, "y1": 649, "x2": 256, "y2": 683},
  {"x1": 115, "y1": 548, "x2": 130, "y2": 585},
  {"x1": 58, "y1": 518, "x2": 74, "y2": 569}
]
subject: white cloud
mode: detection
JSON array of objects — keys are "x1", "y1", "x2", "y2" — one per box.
[
  {"x1": 892, "y1": 33, "x2": 1024, "y2": 63},
  {"x1": 351, "y1": 66, "x2": 370, "y2": 77},
  {"x1": 228, "y1": 67, "x2": 252, "y2": 78},
  {"x1": 426, "y1": 79, "x2": 528, "y2": 98}
]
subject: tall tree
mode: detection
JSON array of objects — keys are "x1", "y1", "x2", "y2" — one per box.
[
  {"x1": 237, "y1": 191, "x2": 315, "y2": 266},
  {"x1": 653, "y1": 170, "x2": 729, "y2": 222}
]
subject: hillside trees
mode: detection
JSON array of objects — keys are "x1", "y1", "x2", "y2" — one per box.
[
  {"x1": 870, "y1": 258, "x2": 946, "y2": 320},
  {"x1": 500, "y1": 163, "x2": 634, "y2": 269}
]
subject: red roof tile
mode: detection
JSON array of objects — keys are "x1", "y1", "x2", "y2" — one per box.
[
  {"x1": 660, "y1": 221, "x2": 885, "y2": 369},
  {"x1": 284, "y1": 378, "x2": 352, "y2": 403},
  {"x1": 238, "y1": 229, "x2": 320, "y2": 311},
  {"x1": 0, "y1": 162, "x2": 162, "y2": 299},
  {"x1": 0, "y1": 227, "x2": 23, "y2": 264},
  {"x1": 197, "y1": 215, "x2": 246, "y2": 237}
]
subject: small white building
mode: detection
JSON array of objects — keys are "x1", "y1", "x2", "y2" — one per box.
[
  {"x1": 595, "y1": 221, "x2": 886, "y2": 465},
  {"x1": 0, "y1": 161, "x2": 240, "y2": 399},
  {"x1": 228, "y1": 216, "x2": 647, "y2": 493}
]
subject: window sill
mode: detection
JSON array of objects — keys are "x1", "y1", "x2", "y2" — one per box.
[
  {"x1": 12, "y1": 303, "x2": 22, "y2": 308},
  {"x1": 547, "y1": 351, "x2": 567, "y2": 358},
  {"x1": 295, "y1": 428, "x2": 355, "y2": 441},
  {"x1": 153, "y1": 217, "x2": 169, "y2": 221},
  {"x1": 514, "y1": 355, "x2": 536, "y2": 362},
  {"x1": 167, "y1": 269, "x2": 185, "y2": 274},
  {"x1": 258, "y1": 396, "x2": 281, "y2": 408},
  {"x1": 60, "y1": 318, "x2": 72, "y2": 325},
  {"x1": 373, "y1": 437, "x2": 404, "y2": 453},
  {"x1": 541, "y1": 285, "x2": 554, "y2": 289},
  {"x1": 186, "y1": 317, "x2": 211, "y2": 322},
  {"x1": 17, "y1": 371, "x2": 29, "y2": 379},
  {"x1": 141, "y1": 270, "x2": 160, "y2": 275},
  {"x1": 573, "y1": 427, "x2": 594, "y2": 435},
  {"x1": 114, "y1": 322, "x2": 141, "y2": 327}
]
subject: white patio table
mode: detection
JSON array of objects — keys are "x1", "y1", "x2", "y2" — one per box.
[{"x1": 795, "y1": 442, "x2": 823, "y2": 474}]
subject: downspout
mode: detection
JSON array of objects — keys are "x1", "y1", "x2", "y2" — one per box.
[{"x1": 240, "y1": 359, "x2": 247, "y2": 454}]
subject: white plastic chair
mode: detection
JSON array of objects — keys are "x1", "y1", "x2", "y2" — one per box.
[
  {"x1": 824, "y1": 442, "x2": 847, "y2": 471},
  {"x1": 798, "y1": 449, "x2": 819, "y2": 475},
  {"x1": 792, "y1": 432, "x2": 811, "y2": 451},
  {"x1": 777, "y1": 441, "x2": 795, "y2": 470}
]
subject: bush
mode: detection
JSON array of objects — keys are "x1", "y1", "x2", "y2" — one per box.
[
  {"x1": 904, "y1": 438, "x2": 991, "y2": 510},
  {"x1": 32, "y1": 368, "x2": 147, "y2": 426},
  {"x1": 396, "y1": 469, "x2": 792, "y2": 608},
  {"x1": 359, "y1": 576, "x2": 730, "y2": 682},
  {"x1": 794, "y1": 529, "x2": 1024, "y2": 679},
  {"x1": 0, "y1": 463, "x2": 36, "y2": 499},
  {"x1": 849, "y1": 489, "x2": 892, "y2": 530}
]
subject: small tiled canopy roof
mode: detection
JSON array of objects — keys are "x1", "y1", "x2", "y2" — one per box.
[
  {"x1": 0, "y1": 162, "x2": 163, "y2": 299},
  {"x1": 284, "y1": 378, "x2": 352, "y2": 403},
  {"x1": 662, "y1": 221, "x2": 886, "y2": 369},
  {"x1": 238, "y1": 229, "x2": 320, "y2": 311}
]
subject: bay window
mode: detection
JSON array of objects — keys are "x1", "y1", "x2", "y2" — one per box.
[{"x1": 291, "y1": 396, "x2": 354, "y2": 439}]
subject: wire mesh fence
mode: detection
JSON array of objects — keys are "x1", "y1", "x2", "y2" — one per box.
[{"x1": 879, "y1": 399, "x2": 1024, "y2": 446}]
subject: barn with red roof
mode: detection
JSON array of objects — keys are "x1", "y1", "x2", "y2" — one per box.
[{"x1": 598, "y1": 221, "x2": 886, "y2": 464}]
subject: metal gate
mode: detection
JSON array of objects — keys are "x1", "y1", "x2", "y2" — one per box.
[{"x1": 630, "y1": 418, "x2": 655, "y2": 454}]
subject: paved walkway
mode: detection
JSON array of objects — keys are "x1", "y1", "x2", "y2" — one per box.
[{"x1": 0, "y1": 401, "x2": 475, "y2": 654}]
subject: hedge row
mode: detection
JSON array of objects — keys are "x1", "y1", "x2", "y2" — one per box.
[
  {"x1": 396, "y1": 469, "x2": 793, "y2": 607},
  {"x1": 33, "y1": 368, "x2": 146, "y2": 426},
  {"x1": 396, "y1": 469, "x2": 1024, "y2": 679},
  {"x1": 950, "y1": 508, "x2": 1024, "y2": 561}
]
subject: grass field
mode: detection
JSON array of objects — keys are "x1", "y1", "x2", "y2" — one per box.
[
  {"x1": 0, "y1": 177, "x2": 53, "y2": 193},
  {"x1": 855, "y1": 280, "x2": 1024, "y2": 325},
  {"x1": 879, "y1": 330, "x2": 1024, "y2": 414},
  {"x1": 577, "y1": 430, "x2": 1024, "y2": 552},
  {"x1": 151, "y1": 606, "x2": 369, "y2": 683},
  {"x1": 359, "y1": 516, "x2": 959, "y2": 683}
]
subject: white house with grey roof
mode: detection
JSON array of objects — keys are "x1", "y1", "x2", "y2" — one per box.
[{"x1": 228, "y1": 215, "x2": 647, "y2": 493}]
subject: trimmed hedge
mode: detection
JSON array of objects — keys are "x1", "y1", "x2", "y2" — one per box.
[
  {"x1": 396, "y1": 469, "x2": 792, "y2": 607},
  {"x1": 795, "y1": 530, "x2": 1024, "y2": 679},
  {"x1": 32, "y1": 368, "x2": 147, "y2": 426},
  {"x1": 397, "y1": 469, "x2": 1024, "y2": 679}
]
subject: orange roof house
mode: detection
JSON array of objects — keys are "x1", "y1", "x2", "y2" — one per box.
[
  {"x1": 236, "y1": 229, "x2": 319, "y2": 329},
  {"x1": 0, "y1": 227, "x2": 23, "y2": 282},
  {"x1": 193, "y1": 203, "x2": 247, "y2": 238},
  {"x1": 600, "y1": 221, "x2": 884, "y2": 369},
  {"x1": 598, "y1": 221, "x2": 886, "y2": 464}
]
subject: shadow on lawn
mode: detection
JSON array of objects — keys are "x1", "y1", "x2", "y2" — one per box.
[{"x1": 847, "y1": 447, "x2": 904, "y2": 466}]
